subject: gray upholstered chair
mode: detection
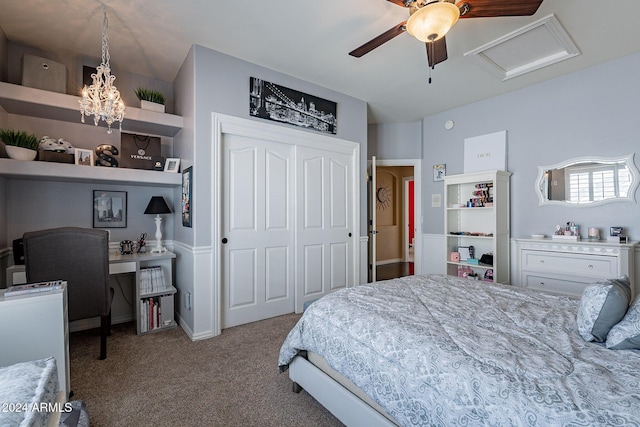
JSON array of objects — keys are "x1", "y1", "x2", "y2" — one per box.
[{"x1": 23, "y1": 227, "x2": 113, "y2": 360}]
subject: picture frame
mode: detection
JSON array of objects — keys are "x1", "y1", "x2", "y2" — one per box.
[
  {"x1": 433, "y1": 164, "x2": 446, "y2": 181},
  {"x1": 75, "y1": 148, "x2": 94, "y2": 166},
  {"x1": 164, "y1": 158, "x2": 180, "y2": 173},
  {"x1": 93, "y1": 190, "x2": 127, "y2": 228},
  {"x1": 182, "y1": 166, "x2": 192, "y2": 227}
]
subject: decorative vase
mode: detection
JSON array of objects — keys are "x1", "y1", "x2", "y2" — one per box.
[
  {"x1": 5, "y1": 145, "x2": 37, "y2": 161},
  {"x1": 140, "y1": 100, "x2": 165, "y2": 113}
]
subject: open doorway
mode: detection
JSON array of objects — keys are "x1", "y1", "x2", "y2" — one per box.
[{"x1": 369, "y1": 159, "x2": 421, "y2": 282}]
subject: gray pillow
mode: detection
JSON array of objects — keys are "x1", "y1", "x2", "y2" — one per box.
[
  {"x1": 576, "y1": 276, "x2": 631, "y2": 342},
  {"x1": 606, "y1": 295, "x2": 640, "y2": 350}
]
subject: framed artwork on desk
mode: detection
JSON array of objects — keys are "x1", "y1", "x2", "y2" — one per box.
[{"x1": 93, "y1": 190, "x2": 127, "y2": 228}]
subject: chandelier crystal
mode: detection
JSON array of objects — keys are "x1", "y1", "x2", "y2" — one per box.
[{"x1": 79, "y1": 5, "x2": 125, "y2": 134}]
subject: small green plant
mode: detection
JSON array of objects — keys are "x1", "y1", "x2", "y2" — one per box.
[
  {"x1": 134, "y1": 87, "x2": 166, "y2": 105},
  {"x1": 0, "y1": 129, "x2": 40, "y2": 150}
]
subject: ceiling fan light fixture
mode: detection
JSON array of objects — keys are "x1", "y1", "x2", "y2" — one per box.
[{"x1": 406, "y1": 1, "x2": 460, "y2": 43}]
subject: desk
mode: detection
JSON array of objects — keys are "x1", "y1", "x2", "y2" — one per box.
[{"x1": 6, "y1": 251, "x2": 177, "y2": 335}]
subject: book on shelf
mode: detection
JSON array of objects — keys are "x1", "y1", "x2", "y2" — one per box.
[
  {"x1": 4, "y1": 280, "x2": 65, "y2": 297},
  {"x1": 140, "y1": 266, "x2": 167, "y2": 293},
  {"x1": 140, "y1": 294, "x2": 174, "y2": 332}
]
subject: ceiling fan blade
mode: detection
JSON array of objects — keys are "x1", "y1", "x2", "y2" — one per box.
[
  {"x1": 349, "y1": 22, "x2": 407, "y2": 58},
  {"x1": 426, "y1": 37, "x2": 448, "y2": 68},
  {"x1": 457, "y1": 0, "x2": 543, "y2": 18},
  {"x1": 386, "y1": 0, "x2": 408, "y2": 7}
]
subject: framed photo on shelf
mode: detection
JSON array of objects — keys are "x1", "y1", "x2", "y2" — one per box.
[
  {"x1": 433, "y1": 163, "x2": 446, "y2": 181},
  {"x1": 93, "y1": 190, "x2": 127, "y2": 228},
  {"x1": 182, "y1": 166, "x2": 192, "y2": 227},
  {"x1": 75, "y1": 148, "x2": 94, "y2": 166},
  {"x1": 164, "y1": 158, "x2": 180, "y2": 173}
]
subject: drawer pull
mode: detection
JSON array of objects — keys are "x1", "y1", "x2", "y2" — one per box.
[
  {"x1": 539, "y1": 260, "x2": 544, "y2": 263},
  {"x1": 588, "y1": 264, "x2": 593, "y2": 269}
]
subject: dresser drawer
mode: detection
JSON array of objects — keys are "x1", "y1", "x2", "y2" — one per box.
[
  {"x1": 522, "y1": 273, "x2": 591, "y2": 296},
  {"x1": 521, "y1": 250, "x2": 617, "y2": 277}
]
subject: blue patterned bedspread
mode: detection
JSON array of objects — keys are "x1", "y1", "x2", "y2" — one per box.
[{"x1": 278, "y1": 274, "x2": 640, "y2": 426}]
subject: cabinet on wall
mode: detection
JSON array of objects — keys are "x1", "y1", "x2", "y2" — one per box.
[
  {"x1": 515, "y1": 238, "x2": 638, "y2": 297},
  {"x1": 444, "y1": 170, "x2": 511, "y2": 284}
]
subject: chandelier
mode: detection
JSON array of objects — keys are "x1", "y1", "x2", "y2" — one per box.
[{"x1": 79, "y1": 5, "x2": 125, "y2": 134}]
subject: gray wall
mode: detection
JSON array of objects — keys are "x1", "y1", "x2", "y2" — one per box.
[
  {"x1": 368, "y1": 122, "x2": 422, "y2": 160},
  {"x1": 186, "y1": 44, "x2": 368, "y2": 245},
  {"x1": 420, "y1": 52, "x2": 640, "y2": 241},
  {"x1": 0, "y1": 41, "x2": 178, "y2": 250}
]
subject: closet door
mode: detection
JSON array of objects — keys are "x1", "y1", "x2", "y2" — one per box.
[
  {"x1": 296, "y1": 146, "x2": 354, "y2": 312},
  {"x1": 221, "y1": 134, "x2": 294, "y2": 328}
]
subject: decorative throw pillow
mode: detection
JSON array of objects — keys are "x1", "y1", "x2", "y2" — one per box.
[
  {"x1": 606, "y1": 295, "x2": 640, "y2": 350},
  {"x1": 576, "y1": 276, "x2": 631, "y2": 342}
]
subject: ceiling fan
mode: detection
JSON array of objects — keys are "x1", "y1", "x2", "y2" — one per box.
[{"x1": 349, "y1": 0, "x2": 544, "y2": 75}]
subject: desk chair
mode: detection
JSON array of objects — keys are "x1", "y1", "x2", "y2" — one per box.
[{"x1": 23, "y1": 227, "x2": 113, "y2": 360}]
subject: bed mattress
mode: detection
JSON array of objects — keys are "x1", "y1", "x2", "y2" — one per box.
[
  {"x1": 279, "y1": 274, "x2": 640, "y2": 426},
  {"x1": 0, "y1": 357, "x2": 60, "y2": 427}
]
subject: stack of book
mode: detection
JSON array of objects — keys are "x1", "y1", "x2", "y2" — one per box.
[
  {"x1": 4, "y1": 280, "x2": 64, "y2": 298},
  {"x1": 139, "y1": 266, "x2": 166, "y2": 294}
]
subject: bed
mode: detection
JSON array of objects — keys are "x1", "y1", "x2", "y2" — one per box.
[
  {"x1": 0, "y1": 357, "x2": 63, "y2": 427},
  {"x1": 278, "y1": 274, "x2": 640, "y2": 426}
]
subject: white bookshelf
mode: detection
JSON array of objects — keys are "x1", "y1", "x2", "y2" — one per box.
[{"x1": 444, "y1": 170, "x2": 511, "y2": 284}]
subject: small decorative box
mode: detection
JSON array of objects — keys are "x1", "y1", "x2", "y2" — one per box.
[{"x1": 551, "y1": 235, "x2": 580, "y2": 241}]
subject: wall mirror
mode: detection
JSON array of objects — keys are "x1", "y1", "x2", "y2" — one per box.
[{"x1": 535, "y1": 154, "x2": 639, "y2": 206}]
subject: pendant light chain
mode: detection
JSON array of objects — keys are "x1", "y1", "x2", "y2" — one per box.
[
  {"x1": 101, "y1": 5, "x2": 110, "y2": 68},
  {"x1": 79, "y1": 4, "x2": 125, "y2": 134}
]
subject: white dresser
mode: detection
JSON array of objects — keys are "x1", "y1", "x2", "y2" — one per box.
[
  {"x1": 515, "y1": 238, "x2": 637, "y2": 297},
  {"x1": 0, "y1": 283, "x2": 70, "y2": 397}
]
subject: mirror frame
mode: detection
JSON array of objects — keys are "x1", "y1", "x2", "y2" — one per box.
[{"x1": 535, "y1": 153, "x2": 639, "y2": 207}]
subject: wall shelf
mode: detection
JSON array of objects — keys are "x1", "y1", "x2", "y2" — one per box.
[
  {"x1": 0, "y1": 158, "x2": 181, "y2": 187},
  {"x1": 0, "y1": 82, "x2": 183, "y2": 137}
]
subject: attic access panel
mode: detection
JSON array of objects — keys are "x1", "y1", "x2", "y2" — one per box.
[{"x1": 464, "y1": 14, "x2": 580, "y2": 80}]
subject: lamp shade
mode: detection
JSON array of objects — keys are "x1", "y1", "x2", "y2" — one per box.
[
  {"x1": 144, "y1": 196, "x2": 171, "y2": 215},
  {"x1": 406, "y1": 1, "x2": 460, "y2": 43}
]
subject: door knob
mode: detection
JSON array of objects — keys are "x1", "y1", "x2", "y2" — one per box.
[
  {"x1": 222, "y1": 238, "x2": 228, "y2": 244},
  {"x1": 348, "y1": 232, "x2": 352, "y2": 237}
]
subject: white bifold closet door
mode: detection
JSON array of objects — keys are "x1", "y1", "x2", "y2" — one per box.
[
  {"x1": 295, "y1": 146, "x2": 354, "y2": 312},
  {"x1": 221, "y1": 133, "x2": 355, "y2": 328},
  {"x1": 221, "y1": 134, "x2": 295, "y2": 328}
]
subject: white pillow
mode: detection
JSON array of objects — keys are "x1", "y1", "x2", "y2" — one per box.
[
  {"x1": 606, "y1": 295, "x2": 640, "y2": 350},
  {"x1": 576, "y1": 276, "x2": 631, "y2": 342}
]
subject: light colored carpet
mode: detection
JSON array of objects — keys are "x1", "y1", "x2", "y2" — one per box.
[{"x1": 68, "y1": 313, "x2": 344, "y2": 426}]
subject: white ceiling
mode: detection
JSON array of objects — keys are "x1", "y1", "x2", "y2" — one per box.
[{"x1": 1, "y1": 0, "x2": 639, "y2": 124}]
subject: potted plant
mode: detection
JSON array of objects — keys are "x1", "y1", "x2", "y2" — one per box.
[
  {"x1": 0, "y1": 129, "x2": 40, "y2": 161},
  {"x1": 134, "y1": 87, "x2": 166, "y2": 113}
]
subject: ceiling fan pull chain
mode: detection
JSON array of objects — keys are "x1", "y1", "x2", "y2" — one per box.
[{"x1": 428, "y1": 41, "x2": 433, "y2": 84}]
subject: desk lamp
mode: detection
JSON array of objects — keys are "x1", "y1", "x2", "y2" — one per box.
[{"x1": 144, "y1": 196, "x2": 171, "y2": 253}]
